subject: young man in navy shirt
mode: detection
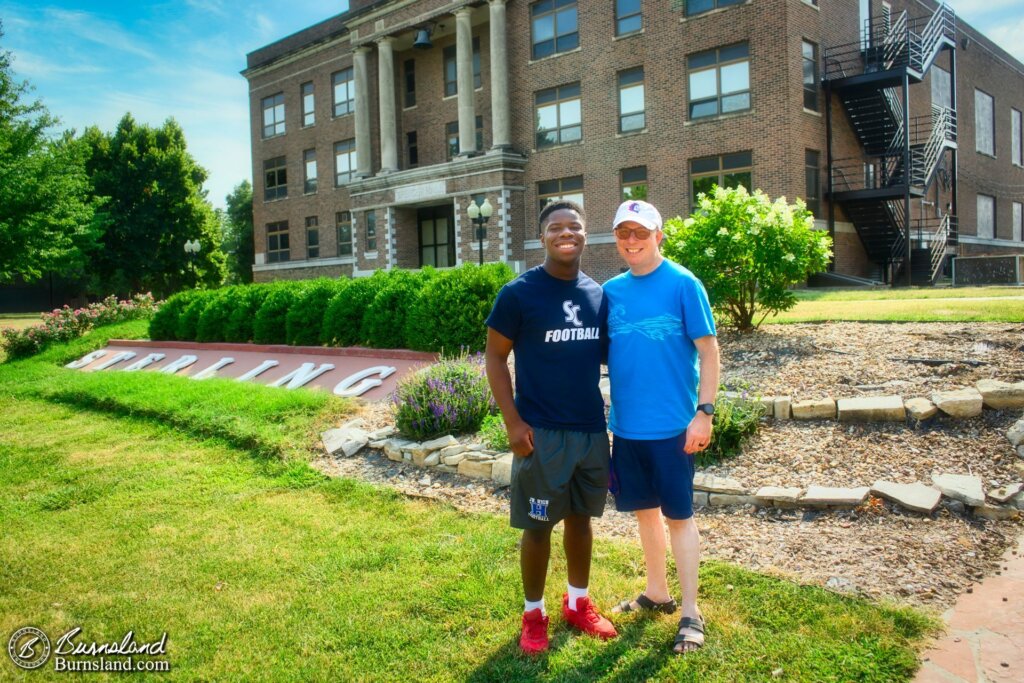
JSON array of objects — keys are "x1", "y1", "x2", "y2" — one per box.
[
  {"x1": 485, "y1": 200, "x2": 617, "y2": 654},
  {"x1": 604, "y1": 199, "x2": 720, "y2": 655}
]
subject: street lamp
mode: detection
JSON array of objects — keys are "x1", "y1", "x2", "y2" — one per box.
[
  {"x1": 184, "y1": 239, "x2": 201, "y2": 279},
  {"x1": 466, "y1": 197, "x2": 493, "y2": 265}
]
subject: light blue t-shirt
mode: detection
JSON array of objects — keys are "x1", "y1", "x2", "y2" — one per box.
[{"x1": 604, "y1": 259, "x2": 716, "y2": 440}]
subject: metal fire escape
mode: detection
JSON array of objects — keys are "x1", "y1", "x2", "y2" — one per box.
[{"x1": 823, "y1": 4, "x2": 958, "y2": 285}]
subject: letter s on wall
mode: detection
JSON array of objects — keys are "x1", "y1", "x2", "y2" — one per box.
[{"x1": 333, "y1": 366, "x2": 397, "y2": 398}]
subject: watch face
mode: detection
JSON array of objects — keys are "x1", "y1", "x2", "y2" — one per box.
[{"x1": 698, "y1": 403, "x2": 714, "y2": 415}]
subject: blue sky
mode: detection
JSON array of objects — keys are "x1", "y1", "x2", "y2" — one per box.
[{"x1": 0, "y1": 1, "x2": 1020, "y2": 211}]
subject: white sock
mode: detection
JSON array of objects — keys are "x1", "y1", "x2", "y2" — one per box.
[
  {"x1": 567, "y1": 584, "x2": 588, "y2": 611},
  {"x1": 524, "y1": 598, "x2": 545, "y2": 615}
]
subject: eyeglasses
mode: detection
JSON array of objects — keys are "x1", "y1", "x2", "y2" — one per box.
[{"x1": 614, "y1": 226, "x2": 654, "y2": 240}]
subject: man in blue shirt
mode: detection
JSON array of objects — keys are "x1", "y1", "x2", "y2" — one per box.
[
  {"x1": 485, "y1": 200, "x2": 617, "y2": 654},
  {"x1": 604, "y1": 199, "x2": 720, "y2": 655}
]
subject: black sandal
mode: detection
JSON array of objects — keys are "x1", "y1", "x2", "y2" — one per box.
[
  {"x1": 673, "y1": 615, "x2": 705, "y2": 654},
  {"x1": 614, "y1": 593, "x2": 678, "y2": 614}
]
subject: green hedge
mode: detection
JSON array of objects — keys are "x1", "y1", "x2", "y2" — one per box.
[{"x1": 146, "y1": 264, "x2": 515, "y2": 353}]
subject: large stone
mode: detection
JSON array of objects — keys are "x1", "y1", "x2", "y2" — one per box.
[
  {"x1": 420, "y1": 434, "x2": 459, "y2": 452},
  {"x1": 870, "y1": 480, "x2": 941, "y2": 514},
  {"x1": 491, "y1": 453, "x2": 514, "y2": 486},
  {"x1": 973, "y1": 504, "x2": 1020, "y2": 521},
  {"x1": 931, "y1": 473, "x2": 985, "y2": 507},
  {"x1": 458, "y1": 459, "x2": 493, "y2": 480},
  {"x1": 837, "y1": 395, "x2": 906, "y2": 422},
  {"x1": 693, "y1": 491, "x2": 709, "y2": 508},
  {"x1": 368, "y1": 425, "x2": 397, "y2": 440},
  {"x1": 383, "y1": 438, "x2": 414, "y2": 462},
  {"x1": 421, "y1": 452, "x2": 440, "y2": 467},
  {"x1": 441, "y1": 453, "x2": 467, "y2": 466},
  {"x1": 1013, "y1": 492, "x2": 1024, "y2": 511},
  {"x1": 321, "y1": 427, "x2": 370, "y2": 457},
  {"x1": 791, "y1": 398, "x2": 836, "y2": 420},
  {"x1": 988, "y1": 483, "x2": 1024, "y2": 504},
  {"x1": 753, "y1": 486, "x2": 803, "y2": 506},
  {"x1": 759, "y1": 396, "x2": 777, "y2": 415},
  {"x1": 976, "y1": 379, "x2": 1024, "y2": 410},
  {"x1": 774, "y1": 396, "x2": 792, "y2": 420},
  {"x1": 693, "y1": 473, "x2": 746, "y2": 495},
  {"x1": 708, "y1": 493, "x2": 758, "y2": 507},
  {"x1": 439, "y1": 444, "x2": 467, "y2": 459},
  {"x1": 905, "y1": 397, "x2": 938, "y2": 421},
  {"x1": 801, "y1": 485, "x2": 870, "y2": 507},
  {"x1": 1007, "y1": 420, "x2": 1024, "y2": 448},
  {"x1": 931, "y1": 388, "x2": 984, "y2": 418}
]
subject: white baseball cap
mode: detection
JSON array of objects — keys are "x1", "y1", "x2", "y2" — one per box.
[{"x1": 613, "y1": 200, "x2": 663, "y2": 232}]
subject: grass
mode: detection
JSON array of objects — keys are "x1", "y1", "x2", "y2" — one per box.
[
  {"x1": 764, "y1": 286, "x2": 1024, "y2": 323},
  {"x1": 0, "y1": 323, "x2": 939, "y2": 680},
  {"x1": 0, "y1": 313, "x2": 44, "y2": 330}
]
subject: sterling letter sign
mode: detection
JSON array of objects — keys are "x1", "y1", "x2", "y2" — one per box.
[{"x1": 65, "y1": 340, "x2": 437, "y2": 401}]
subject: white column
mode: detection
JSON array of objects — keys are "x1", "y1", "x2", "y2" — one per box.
[
  {"x1": 353, "y1": 46, "x2": 372, "y2": 177},
  {"x1": 455, "y1": 7, "x2": 477, "y2": 156},
  {"x1": 489, "y1": 0, "x2": 510, "y2": 150},
  {"x1": 377, "y1": 37, "x2": 398, "y2": 174}
]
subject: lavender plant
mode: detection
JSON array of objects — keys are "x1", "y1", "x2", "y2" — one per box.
[{"x1": 391, "y1": 353, "x2": 496, "y2": 441}]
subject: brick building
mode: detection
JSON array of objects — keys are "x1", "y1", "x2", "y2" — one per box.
[{"x1": 242, "y1": 0, "x2": 1024, "y2": 285}]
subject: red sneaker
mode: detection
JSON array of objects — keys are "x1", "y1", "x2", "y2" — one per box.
[
  {"x1": 519, "y1": 608, "x2": 549, "y2": 654},
  {"x1": 562, "y1": 594, "x2": 618, "y2": 640}
]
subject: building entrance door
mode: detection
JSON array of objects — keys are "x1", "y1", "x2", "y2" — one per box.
[{"x1": 416, "y1": 205, "x2": 456, "y2": 268}]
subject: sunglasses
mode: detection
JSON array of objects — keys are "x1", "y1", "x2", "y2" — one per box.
[{"x1": 614, "y1": 226, "x2": 654, "y2": 240}]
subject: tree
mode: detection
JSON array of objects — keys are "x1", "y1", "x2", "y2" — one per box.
[
  {"x1": 81, "y1": 114, "x2": 226, "y2": 297},
  {"x1": 0, "y1": 23, "x2": 100, "y2": 284},
  {"x1": 661, "y1": 185, "x2": 833, "y2": 332},
  {"x1": 223, "y1": 180, "x2": 254, "y2": 284}
]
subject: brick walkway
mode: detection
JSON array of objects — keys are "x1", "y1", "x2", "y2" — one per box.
[{"x1": 914, "y1": 532, "x2": 1024, "y2": 682}]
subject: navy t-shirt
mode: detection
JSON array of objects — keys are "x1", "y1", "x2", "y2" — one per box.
[{"x1": 486, "y1": 265, "x2": 607, "y2": 433}]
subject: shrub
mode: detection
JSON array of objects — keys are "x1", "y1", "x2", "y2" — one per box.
[
  {"x1": 287, "y1": 279, "x2": 346, "y2": 346},
  {"x1": 223, "y1": 284, "x2": 275, "y2": 343},
  {"x1": 253, "y1": 284, "x2": 307, "y2": 345},
  {"x1": 478, "y1": 413, "x2": 510, "y2": 451},
  {"x1": 661, "y1": 185, "x2": 833, "y2": 332},
  {"x1": 361, "y1": 268, "x2": 435, "y2": 349},
  {"x1": 391, "y1": 354, "x2": 495, "y2": 441},
  {"x1": 149, "y1": 290, "x2": 200, "y2": 341},
  {"x1": 321, "y1": 275, "x2": 380, "y2": 347},
  {"x1": 196, "y1": 286, "x2": 242, "y2": 343},
  {"x1": 696, "y1": 388, "x2": 768, "y2": 467},
  {"x1": 404, "y1": 263, "x2": 514, "y2": 353},
  {"x1": 175, "y1": 293, "x2": 214, "y2": 342}
]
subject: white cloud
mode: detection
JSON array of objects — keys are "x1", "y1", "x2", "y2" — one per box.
[
  {"x1": 42, "y1": 8, "x2": 158, "y2": 62},
  {"x1": 983, "y1": 17, "x2": 1024, "y2": 64},
  {"x1": 9, "y1": 50, "x2": 105, "y2": 79}
]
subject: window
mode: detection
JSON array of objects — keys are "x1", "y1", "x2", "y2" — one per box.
[
  {"x1": 404, "y1": 59, "x2": 416, "y2": 108},
  {"x1": 261, "y1": 93, "x2": 285, "y2": 138},
  {"x1": 802, "y1": 41, "x2": 819, "y2": 111},
  {"x1": 418, "y1": 208, "x2": 454, "y2": 267},
  {"x1": 267, "y1": 221, "x2": 289, "y2": 263},
  {"x1": 263, "y1": 156, "x2": 287, "y2": 201},
  {"x1": 977, "y1": 194, "x2": 995, "y2": 239},
  {"x1": 615, "y1": 0, "x2": 641, "y2": 36},
  {"x1": 690, "y1": 152, "x2": 752, "y2": 207},
  {"x1": 531, "y1": 0, "x2": 578, "y2": 60},
  {"x1": 333, "y1": 68, "x2": 354, "y2": 118},
  {"x1": 1013, "y1": 202, "x2": 1022, "y2": 242},
  {"x1": 805, "y1": 150, "x2": 821, "y2": 218},
  {"x1": 365, "y1": 211, "x2": 377, "y2": 252},
  {"x1": 688, "y1": 43, "x2": 750, "y2": 119},
  {"x1": 446, "y1": 117, "x2": 484, "y2": 160},
  {"x1": 686, "y1": 0, "x2": 744, "y2": 17},
  {"x1": 301, "y1": 82, "x2": 315, "y2": 127},
  {"x1": 535, "y1": 83, "x2": 582, "y2": 148},
  {"x1": 334, "y1": 139, "x2": 356, "y2": 186},
  {"x1": 303, "y1": 149, "x2": 317, "y2": 194},
  {"x1": 931, "y1": 66, "x2": 951, "y2": 109},
  {"x1": 306, "y1": 216, "x2": 319, "y2": 259},
  {"x1": 618, "y1": 68, "x2": 645, "y2": 133},
  {"x1": 975, "y1": 89, "x2": 994, "y2": 156},
  {"x1": 1013, "y1": 108, "x2": 1022, "y2": 166},
  {"x1": 537, "y1": 176, "x2": 583, "y2": 213},
  {"x1": 336, "y1": 211, "x2": 353, "y2": 257},
  {"x1": 407, "y1": 131, "x2": 419, "y2": 168},
  {"x1": 443, "y1": 37, "x2": 481, "y2": 97},
  {"x1": 621, "y1": 166, "x2": 647, "y2": 201}
]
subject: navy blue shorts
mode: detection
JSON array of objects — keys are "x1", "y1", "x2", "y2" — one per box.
[{"x1": 609, "y1": 431, "x2": 695, "y2": 520}]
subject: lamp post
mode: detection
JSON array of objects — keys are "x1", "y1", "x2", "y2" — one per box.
[
  {"x1": 466, "y1": 197, "x2": 493, "y2": 265},
  {"x1": 184, "y1": 239, "x2": 201, "y2": 280}
]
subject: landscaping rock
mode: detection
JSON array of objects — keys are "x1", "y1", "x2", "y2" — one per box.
[
  {"x1": 1012, "y1": 492, "x2": 1024, "y2": 511},
  {"x1": 1007, "y1": 419, "x2": 1024, "y2": 448},
  {"x1": 931, "y1": 388, "x2": 984, "y2": 418},
  {"x1": 791, "y1": 398, "x2": 836, "y2": 420},
  {"x1": 339, "y1": 418, "x2": 367, "y2": 430},
  {"x1": 693, "y1": 491, "x2": 709, "y2": 508},
  {"x1": 870, "y1": 480, "x2": 941, "y2": 514},
  {"x1": 753, "y1": 486, "x2": 803, "y2": 507},
  {"x1": 491, "y1": 453, "x2": 514, "y2": 486},
  {"x1": 421, "y1": 452, "x2": 440, "y2": 467},
  {"x1": 442, "y1": 453, "x2": 467, "y2": 466},
  {"x1": 774, "y1": 396, "x2": 792, "y2": 420},
  {"x1": 837, "y1": 395, "x2": 905, "y2": 422},
  {"x1": 931, "y1": 473, "x2": 985, "y2": 507},
  {"x1": 759, "y1": 396, "x2": 777, "y2": 414},
  {"x1": 436, "y1": 464, "x2": 458, "y2": 475},
  {"x1": 599, "y1": 377, "x2": 611, "y2": 402},
  {"x1": 988, "y1": 483, "x2": 1023, "y2": 504},
  {"x1": 709, "y1": 494, "x2": 758, "y2": 507},
  {"x1": 458, "y1": 459, "x2": 493, "y2": 480},
  {"x1": 973, "y1": 504, "x2": 1020, "y2": 521},
  {"x1": 369, "y1": 439, "x2": 387, "y2": 449},
  {"x1": 465, "y1": 444, "x2": 488, "y2": 452},
  {"x1": 368, "y1": 426, "x2": 397, "y2": 440},
  {"x1": 905, "y1": 397, "x2": 938, "y2": 421},
  {"x1": 976, "y1": 379, "x2": 1024, "y2": 410},
  {"x1": 421, "y1": 435, "x2": 459, "y2": 452},
  {"x1": 439, "y1": 444, "x2": 468, "y2": 459},
  {"x1": 321, "y1": 426, "x2": 370, "y2": 457},
  {"x1": 466, "y1": 452, "x2": 496, "y2": 462},
  {"x1": 801, "y1": 485, "x2": 870, "y2": 507},
  {"x1": 383, "y1": 438, "x2": 414, "y2": 462},
  {"x1": 693, "y1": 473, "x2": 746, "y2": 495}
]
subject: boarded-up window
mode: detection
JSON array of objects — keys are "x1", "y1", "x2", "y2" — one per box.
[
  {"x1": 931, "y1": 67, "x2": 951, "y2": 110},
  {"x1": 977, "y1": 194, "x2": 995, "y2": 239},
  {"x1": 975, "y1": 89, "x2": 994, "y2": 156}
]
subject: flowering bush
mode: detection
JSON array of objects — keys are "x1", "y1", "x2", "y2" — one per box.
[
  {"x1": 391, "y1": 354, "x2": 496, "y2": 441},
  {"x1": 697, "y1": 387, "x2": 768, "y2": 467},
  {"x1": 1, "y1": 293, "x2": 159, "y2": 360},
  {"x1": 662, "y1": 185, "x2": 833, "y2": 332}
]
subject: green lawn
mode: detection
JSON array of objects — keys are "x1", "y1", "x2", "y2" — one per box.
[
  {"x1": 765, "y1": 286, "x2": 1024, "y2": 323},
  {"x1": 0, "y1": 324, "x2": 937, "y2": 681},
  {"x1": 0, "y1": 313, "x2": 44, "y2": 330}
]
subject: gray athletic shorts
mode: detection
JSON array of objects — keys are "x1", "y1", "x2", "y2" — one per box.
[{"x1": 510, "y1": 427, "x2": 610, "y2": 530}]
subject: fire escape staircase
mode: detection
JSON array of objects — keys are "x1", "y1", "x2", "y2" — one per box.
[{"x1": 823, "y1": 5, "x2": 958, "y2": 284}]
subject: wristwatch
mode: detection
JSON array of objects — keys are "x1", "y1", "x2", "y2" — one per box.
[{"x1": 696, "y1": 403, "x2": 715, "y2": 416}]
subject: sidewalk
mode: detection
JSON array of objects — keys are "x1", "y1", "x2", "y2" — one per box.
[{"x1": 914, "y1": 532, "x2": 1024, "y2": 682}]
